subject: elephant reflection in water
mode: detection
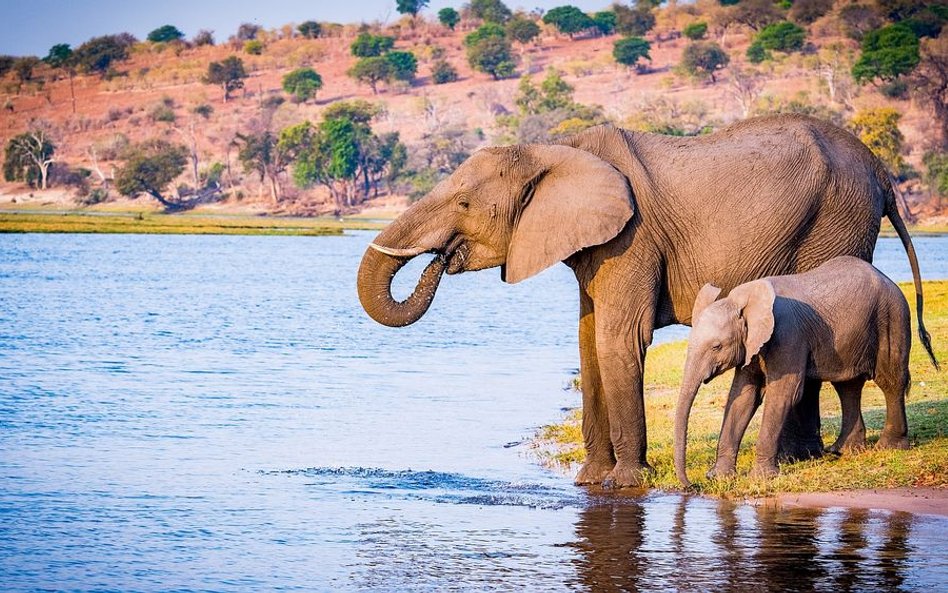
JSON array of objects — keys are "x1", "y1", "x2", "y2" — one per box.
[{"x1": 568, "y1": 499, "x2": 915, "y2": 591}]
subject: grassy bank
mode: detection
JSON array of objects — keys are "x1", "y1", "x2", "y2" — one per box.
[
  {"x1": 538, "y1": 281, "x2": 948, "y2": 498},
  {"x1": 879, "y1": 221, "x2": 948, "y2": 237},
  {"x1": 0, "y1": 212, "x2": 387, "y2": 236}
]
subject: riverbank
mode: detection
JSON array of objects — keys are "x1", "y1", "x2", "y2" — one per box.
[
  {"x1": 0, "y1": 211, "x2": 386, "y2": 236},
  {"x1": 754, "y1": 488, "x2": 948, "y2": 517},
  {"x1": 537, "y1": 281, "x2": 948, "y2": 501}
]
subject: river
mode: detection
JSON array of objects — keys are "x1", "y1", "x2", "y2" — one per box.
[{"x1": 1, "y1": 232, "x2": 946, "y2": 591}]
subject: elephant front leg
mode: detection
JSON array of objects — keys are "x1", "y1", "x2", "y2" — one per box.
[
  {"x1": 574, "y1": 291, "x2": 616, "y2": 485},
  {"x1": 710, "y1": 367, "x2": 763, "y2": 480},
  {"x1": 596, "y1": 305, "x2": 654, "y2": 489},
  {"x1": 752, "y1": 373, "x2": 805, "y2": 479}
]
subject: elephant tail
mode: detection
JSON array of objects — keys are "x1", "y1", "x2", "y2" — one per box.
[{"x1": 884, "y1": 174, "x2": 940, "y2": 371}]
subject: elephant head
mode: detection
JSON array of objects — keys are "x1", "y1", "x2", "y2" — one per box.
[
  {"x1": 673, "y1": 280, "x2": 775, "y2": 487},
  {"x1": 357, "y1": 143, "x2": 635, "y2": 327}
]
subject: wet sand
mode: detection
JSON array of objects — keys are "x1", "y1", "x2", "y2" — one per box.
[{"x1": 753, "y1": 488, "x2": 948, "y2": 517}]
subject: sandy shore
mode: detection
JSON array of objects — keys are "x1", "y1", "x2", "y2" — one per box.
[{"x1": 752, "y1": 488, "x2": 948, "y2": 517}]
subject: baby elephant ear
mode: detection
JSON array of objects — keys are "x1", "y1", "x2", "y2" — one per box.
[
  {"x1": 729, "y1": 279, "x2": 776, "y2": 367},
  {"x1": 691, "y1": 283, "x2": 722, "y2": 324}
]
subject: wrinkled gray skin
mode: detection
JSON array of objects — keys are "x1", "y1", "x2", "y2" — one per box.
[
  {"x1": 357, "y1": 114, "x2": 934, "y2": 488},
  {"x1": 674, "y1": 257, "x2": 940, "y2": 487}
]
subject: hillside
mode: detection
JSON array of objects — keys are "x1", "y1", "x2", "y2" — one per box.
[{"x1": 0, "y1": 3, "x2": 945, "y2": 218}]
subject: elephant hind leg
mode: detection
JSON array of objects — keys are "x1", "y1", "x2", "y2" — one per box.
[
  {"x1": 828, "y1": 378, "x2": 867, "y2": 454},
  {"x1": 874, "y1": 369, "x2": 910, "y2": 450},
  {"x1": 778, "y1": 379, "x2": 824, "y2": 462}
]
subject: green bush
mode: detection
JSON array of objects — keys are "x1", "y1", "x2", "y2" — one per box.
[
  {"x1": 852, "y1": 24, "x2": 920, "y2": 84},
  {"x1": 431, "y1": 59, "x2": 458, "y2": 84},
  {"x1": 147, "y1": 25, "x2": 184, "y2": 43},
  {"x1": 755, "y1": 21, "x2": 806, "y2": 53},
  {"x1": 243, "y1": 40, "x2": 264, "y2": 55},
  {"x1": 746, "y1": 41, "x2": 769, "y2": 63},
  {"x1": 282, "y1": 68, "x2": 323, "y2": 102},
  {"x1": 386, "y1": 50, "x2": 418, "y2": 82},
  {"x1": 613, "y1": 36, "x2": 652, "y2": 72},
  {"x1": 438, "y1": 7, "x2": 460, "y2": 30},
  {"x1": 467, "y1": 36, "x2": 516, "y2": 80},
  {"x1": 350, "y1": 33, "x2": 395, "y2": 57},
  {"x1": 683, "y1": 22, "x2": 707, "y2": 41}
]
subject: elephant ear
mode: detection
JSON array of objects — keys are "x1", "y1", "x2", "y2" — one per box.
[
  {"x1": 729, "y1": 280, "x2": 776, "y2": 367},
  {"x1": 691, "y1": 283, "x2": 722, "y2": 324},
  {"x1": 504, "y1": 144, "x2": 634, "y2": 284}
]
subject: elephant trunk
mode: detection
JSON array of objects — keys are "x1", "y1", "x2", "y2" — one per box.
[
  {"x1": 674, "y1": 364, "x2": 705, "y2": 488},
  {"x1": 357, "y1": 246, "x2": 446, "y2": 328}
]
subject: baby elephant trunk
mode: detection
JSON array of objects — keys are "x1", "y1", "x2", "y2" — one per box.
[{"x1": 674, "y1": 367, "x2": 705, "y2": 488}]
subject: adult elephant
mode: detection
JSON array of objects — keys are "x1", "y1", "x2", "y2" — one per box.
[{"x1": 357, "y1": 114, "x2": 933, "y2": 488}]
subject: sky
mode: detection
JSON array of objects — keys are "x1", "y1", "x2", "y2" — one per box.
[{"x1": 0, "y1": 0, "x2": 613, "y2": 57}]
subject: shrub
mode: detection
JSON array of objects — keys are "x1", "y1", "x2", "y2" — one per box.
[
  {"x1": 789, "y1": 0, "x2": 833, "y2": 25},
  {"x1": 923, "y1": 152, "x2": 948, "y2": 199},
  {"x1": 469, "y1": 0, "x2": 512, "y2": 24},
  {"x1": 192, "y1": 30, "x2": 215, "y2": 46},
  {"x1": 683, "y1": 22, "x2": 708, "y2": 41},
  {"x1": 349, "y1": 56, "x2": 393, "y2": 93},
  {"x1": 746, "y1": 41, "x2": 769, "y2": 64},
  {"x1": 614, "y1": 4, "x2": 655, "y2": 37},
  {"x1": 592, "y1": 11, "x2": 617, "y2": 36},
  {"x1": 543, "y1": 6, "x2": 595, "y2": 38},
  {"x1": 849, "y1": 108, "x2": 905, "y2": 172},
  {"x1": 73, "y1": 34, "x2": 132, "y2": 75},
  {"x1": 244, "y1": 40, "x2": 264, "y2": 55},
  {"x1": 150, "y1": 104, "x2": 176, "y2": 123},
  {"x1": 431, "y1": 59, "x2": 458, "y2": 84},
  {"x1": 506, "y1": 15, "x2": 541, "y2": 45},
  {"x1": 465, "y1": 23, "x2": 506, "y2": 47},
  {"x1": 204, "y1": 56, "x2": 247, "y2": 102},
  {"x1": 192, "y1": 103, "x2": 214, "y2": 119},
  {"x1": 755, "y1": 21, "x2": 806, "y2": 53},
  {"x1": 880, "y1": 79, "x2": 909, "y2": 99},
  {"x1": 386, "y1": 51, "x2": 418, "y2": 82},
  {"x1": 235, "y1": 23, "x2": 261, "y2": 42}
]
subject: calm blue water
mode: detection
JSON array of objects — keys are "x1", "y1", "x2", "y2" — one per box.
[{"x1": 0, "y1": 232, "x2": 946, "y2": 591}]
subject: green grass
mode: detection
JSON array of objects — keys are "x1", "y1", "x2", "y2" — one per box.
[
  {"x1": 537, "y1": 281, "x2": 948, "y2": 497},
  {"x1": 879, "y1": 221, "x2": 948, "y2": 237},
  {"x1": 0, "y1": 212, "x2": 387, "y2": 236}
]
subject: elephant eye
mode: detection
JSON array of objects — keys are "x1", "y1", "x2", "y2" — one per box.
[
  {"x1": 457, "y1": 197, "x2": 470, "y2": 210},
  {"x1": 711, "y1": 343, "x2": 722, "y2": 351}
]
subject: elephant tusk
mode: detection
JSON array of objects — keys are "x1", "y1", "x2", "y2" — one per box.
[{"x1": 368, "y1": 243, "x2": 427, "y2": 258}]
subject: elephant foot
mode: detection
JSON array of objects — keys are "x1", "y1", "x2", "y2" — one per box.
[
  {"x1": 574, "y1": 457, "x2": 616, "y2": 485},
  {"x1": 750, "y1": 461, "x2": 779, "y2": 480},
  {"x1": 828, "y1": 430, "x2": 867, "y2": 455},
  {"x1": 777, "y1": 436, "x2": 824, "y2": 463},
  {"x1": 706, "y1": 461, "x2": 737, "y2": 481},
  {"x1": 601, "y1": 460, "x2": 654, "y2": 489},
  {"x1": 875, "y1": 433, "x2": 910, "y2": 450}
]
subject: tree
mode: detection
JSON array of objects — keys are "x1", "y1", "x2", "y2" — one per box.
[
  {"x1": 852, "y1": 24, "x2": 921, "y2": 84},
  {"x1": 543, "y1": 6, "x2": 595, "y2": 38},
  {"x1": 506, "y1": 15, "x2": 541, "y2": 45},
  {"x1": 235, "y1": 23, "x2": 261, "y2": 42},
  {"x1": 613, "y1": 36, "x2": 652, "y2": 73},
  {"x1": 396, "y1": 0, "x2": 429, "y2": 20},
  {"x1": 683, "y1": 22, "x2": 708, "y2": 41},
  {"x1": 850, "y1": 108, "x2": 905, "y2": 172},
  {"x1": 13, "y1": 57, "x2": 40, "y2": 91},
  {"x1": 789, "y1": 0, "x2": 833, "y2": 25},
  {"x1": 114, "y1": 140, "x2": 187, "y2": 208},
  {"x1": 192, "y1": 30, "x2": 215, "y2": 46},
  {"x1": 235, "y1": 130, "x2": 294, "y2": 203},
  {"x1": 467, "y1": 36, "x2": 516, "y2": 79},
  {"x1": 147, "y1": 25, "x2": 185, "y2": 43},
  {"x1": 282, "y1": 68, "x2": 323, "y2": 102},
  {"x1": 838, "y1": 4, "x2": 883, "y2": 41},
  {"x1": 464, "y1": 23, "x2": 506, "y2": 46},
  {"x1": 73, "y1": 34, "x2": 132, "y2": 75},
  {"x1": 205, "y1": 56, "x2": 247, "y2": 102},
  {"x1": 0, "y1": 56, "x2": 14, "y2": 77},
  {"x1": 44, "y1": 44, "x2": 77, "y2": 113},
  {"x1": 681, "y1": 41, "x2": 730, "y2": 83},
  {"x1": 469, "y1": 0, "x2": 512, "y2": 23},
  {"x1": 912, "y1": 32, "x2": 948, "y2": 148},
  {"x1": 386, "y1": 50, "x2": 418, "y2": 82},
  {"x1": 439, "y1": 7, "x2": 460, "y2": 30},
  {"x1": 432, "y1": 59, "x2": 459, "y2": 83},
  {"x1": 728, "y1": 64, "x2": 764, "y2": 117},
  {"x1": 349, "y1": 56, "x2": 393, "y2": 93},
  {"x1": 755, "y1": 21, "x2": 806, "y2": 53},
  {"x1": 592, "y1": 11, "x2": 617, "y2": 36},
  {"x1": 614, "y1": 4, "x2": 655, "y2": 37},
  {"x1": 731, "y1": 0, "x2": 785, "y2": 32},
  {"x1": 3, "y1": 127, "x2": 56, "y2": 189},
  {"x1": 298, "y1": 21, "x2": 322, "y2": 39},
  {"x1": 351, "y1": 33, "x2": 396, "y2": 57}
]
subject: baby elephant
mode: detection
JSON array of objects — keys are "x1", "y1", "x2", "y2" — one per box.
[{"x1": 674, "y1": 256, "x2": 939, "y2": 487}]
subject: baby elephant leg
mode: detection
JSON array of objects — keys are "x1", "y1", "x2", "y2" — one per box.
[
  {"x1": 710, "y1": 367, "x2": 763, "y2": 480},
  {"x1": 778, "y1": 379, "x2": 824, "y2": 462},
  {"x1": 752, "y1": 374, "x2": 805, "y2": 479},
  {"x1": 828, "y1": 378, "x2": 867, "y2": 454}
]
